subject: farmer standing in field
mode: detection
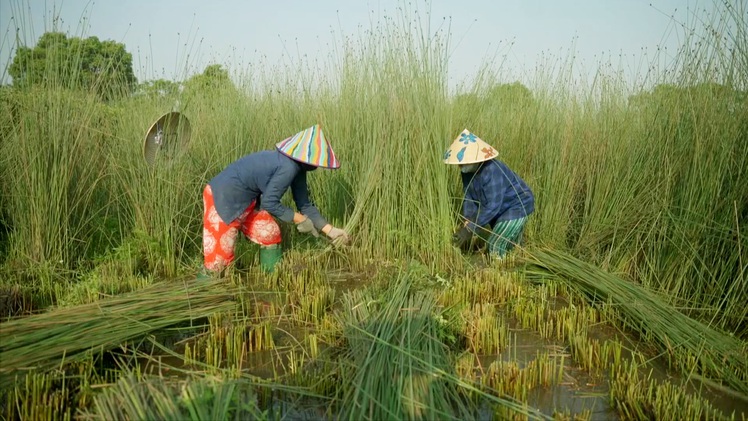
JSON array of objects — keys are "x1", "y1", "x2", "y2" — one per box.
[
  {"x1": 199, "y1": 124, "x2": 349, "y2": 278},
  {"x1": 444, "y1": 129, "x2": 535, "y2": 259}
]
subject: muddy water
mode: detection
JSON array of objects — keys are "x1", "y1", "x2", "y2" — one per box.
[
  {"x1": 137, "y1": 319, "x2": 747, "y2": 420},
  {"x1": 240, "y1": 348, "x2": 285, "y2": 378},
  {"x1": 476, "y1": 327, "x2": 619, "y2": 420},
  {"x1": 492, "y1": 317, "x2": 748, "y2": 419},
  {"x1": 584, "y1": 319, "x2": 748, "y2": 418},
  {"x1": 130, "y1": 270, "x2": 747, "y2": 420}
]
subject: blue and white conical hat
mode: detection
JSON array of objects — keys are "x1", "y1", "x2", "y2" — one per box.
[{"x1": 443, "y1": 129, "x2": 498, "y2": 165}]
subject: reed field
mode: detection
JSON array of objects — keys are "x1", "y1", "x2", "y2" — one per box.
[{"x1": 0, "y1": 1, "x2": 747, "y2": 420}]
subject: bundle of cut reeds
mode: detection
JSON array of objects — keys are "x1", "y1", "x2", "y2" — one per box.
[
  {"x1": 522, "y1": 248, "x2": 748, "y2": 397},
  {"x1": 337, "y1": 275, "x2": 548, "y2": 420},
  {"x1": 0, "y1": 278, "x2": 236, "y2": 381}
]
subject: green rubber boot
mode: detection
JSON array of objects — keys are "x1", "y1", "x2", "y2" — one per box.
[
  {"x1": 197, "y1": 266, "x2": 213, "y2": 281},
  {"x1": 259, "y1": 244, "x2": 282, "y2": 273}
]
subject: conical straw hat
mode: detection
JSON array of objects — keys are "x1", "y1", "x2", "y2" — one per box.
[
  {"x1": 442, "y1": 129, "x2": 498, "y2": 165},
  {"x1": 275, "y1": 124, "x2": 340, "y2": 169},
  {"x1": 142, "y1": 111, "x2": 191, "y2": 167}
]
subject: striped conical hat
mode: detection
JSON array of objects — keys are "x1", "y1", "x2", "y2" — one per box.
[
  {"x1": 275, "y1": 124, "x2": 340, "y2": 169},
  {"x1": 443, "y1": 129, "x2": 498, "y2": 165}
]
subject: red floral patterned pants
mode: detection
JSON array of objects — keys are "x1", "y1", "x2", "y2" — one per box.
[{"x1": 202, "y1": 185, "x2": 281, "y2": 271}]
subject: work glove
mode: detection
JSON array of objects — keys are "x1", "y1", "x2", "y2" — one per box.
[
  {"x1": 452, "y1": 226, "x2": 473, "y2": 250},
  {"x1": 326, "y1": 226, "x2": 350, "y2": 246},
  {"x1": 296, "y1": 217, "x2": 319, "y2": 237}
]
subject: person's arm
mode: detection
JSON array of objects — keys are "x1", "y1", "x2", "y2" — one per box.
[
  {"x1": 289, "y1": 171, "x2": 329, "y2": 231},
  {"x1": 290, "y1": 170, "x2": 350, "y2": 242},
  {"x1": 261, "y1": 163, "x2": 299, "y2": 224},
  {"x1": 461, "y1": 171, "x2": 479, "y2": 226}
]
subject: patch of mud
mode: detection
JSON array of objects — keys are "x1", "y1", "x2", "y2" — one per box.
[{"x1": 325, "y1": 268, "x2": 374, "y2": 293}]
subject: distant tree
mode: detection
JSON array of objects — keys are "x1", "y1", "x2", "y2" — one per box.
[
  {"x1": 627, "y1": 83, "x2": 681, "y2": 108},
  {"x1": 628, "y1": 82, "x2": 743, "y2": 112},
  {"x1": 8, "y1": 32, "x2": 137, "y2": 101},
  {"x1": 0, "y1": 85, "x2": 19, "y2": 140},
  {"x1": 453, "y1": 92, "x2": 481, "y2": 111},
  {"x1": 184, "y1": 64, "x2": 235, "y2": 93},
  {"x1": 137, "y1": 79, "x2": 181, "y2": 98},
  {"x1": 485, "y1": 82, "x2": 534, "y2": 110}
]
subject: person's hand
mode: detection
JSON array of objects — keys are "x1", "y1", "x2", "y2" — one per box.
[
  {"x1": 452, "y1": 226, "x2": 472, "y2": 249},
  {"x1": 296, "y1": 217, "x2": 319, "y2": 237},
  {"x1": 326, "y1": 226, "x2": 350, "y2": 245}
]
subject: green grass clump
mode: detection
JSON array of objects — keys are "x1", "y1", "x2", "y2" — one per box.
[{"x1": 609, "y1": 357, "x2": 731, "y2": 421}]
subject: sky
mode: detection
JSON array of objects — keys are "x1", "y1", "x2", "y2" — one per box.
[{"x1": 0, "y1": 0, "x2": 719, "y2": 91}]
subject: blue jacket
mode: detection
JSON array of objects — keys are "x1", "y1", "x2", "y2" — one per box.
[
  {"x1": 461, "y1": 159, "x2": 534, "y2": 232},
  {"x1": 207, "y1": 150, "x2": 328, "y2": 230}
]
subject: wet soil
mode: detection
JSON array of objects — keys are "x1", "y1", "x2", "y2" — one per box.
[{"x1": 128, "y1": 267, "x2": 746, "y2": 420}]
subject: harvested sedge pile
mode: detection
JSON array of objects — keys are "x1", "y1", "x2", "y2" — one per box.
[
  {"x1": 523, "y1": 248, "x2": 748, "y2": 397},
  {"x1": 0, "y1": 278, "x2": 236, "y2": 381}
]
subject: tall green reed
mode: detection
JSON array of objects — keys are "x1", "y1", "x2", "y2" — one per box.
[
  {"x1": 456, "y1": 1, "x2": 747, "y2": 333},
  {"x1": 0, "y1": 87, "x2": 114, "y2": 280},
  {"x1": 2, "y1": 0, "x2": 746, "y2": 337}
]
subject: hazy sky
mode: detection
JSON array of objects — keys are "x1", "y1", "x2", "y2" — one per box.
[{"x1": 0, "y1": 0, "x2": 717, "y2": 90}]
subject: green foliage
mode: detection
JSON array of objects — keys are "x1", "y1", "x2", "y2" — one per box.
[
  {"x1": 453, "y1": 92, "x2": 481, "y2": 114},
  {"x1": 135, "y1": 78, "x2": 181, "y2": 99},
  {"x1": 183, "y1": 64, "x2": 237, "y2": 98},
  {"x1": 0, "y1": 85, "x2": 19, "y2": 141},
  {"x1": 485, "y1": 82, "x2": 535, "y2": 110},
  {"x1": 0, "y1": 87, "x2": 114, "y2": 275},
  {"x1": 0, "y1": 88, "x2": 18, "y2": 263},
  {"x1": 8, "y1": 32, "x2": 137, "y2": 101},
  {"x1": 627, "y1": 82, "x2": 742, "y2": 111},
  {"x1": 85, "y1": 375, "x2": 270, "y2": 421},
  {"x1": 0, "y1": 283, "x2": 37, "y2": 318},
  {"x1": 53, "y1": 270, "x2": 149, "y2": 308}
]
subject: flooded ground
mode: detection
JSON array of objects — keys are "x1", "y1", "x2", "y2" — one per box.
[
  {"x1": 130, "y1": 281, "x2": 747, "y2": 420},
  {"x1": 15, "y1": 263, "x2": 744, "y2": 421},
  {"x1": 481, "y1": 328, "x2": 617, "y2": 419}
]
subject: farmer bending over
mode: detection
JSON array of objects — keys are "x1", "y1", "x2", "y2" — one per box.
[
  {"x1": 444, "y1": 129, "x2": 535, "y2": 259},
  {"x1": 199, "y1": 124, "x2": 349, "y2": 278}
]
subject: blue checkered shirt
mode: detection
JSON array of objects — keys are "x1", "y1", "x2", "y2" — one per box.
[{"x1": 461, "y1": 159, "x2": 535, "y2": 232}]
